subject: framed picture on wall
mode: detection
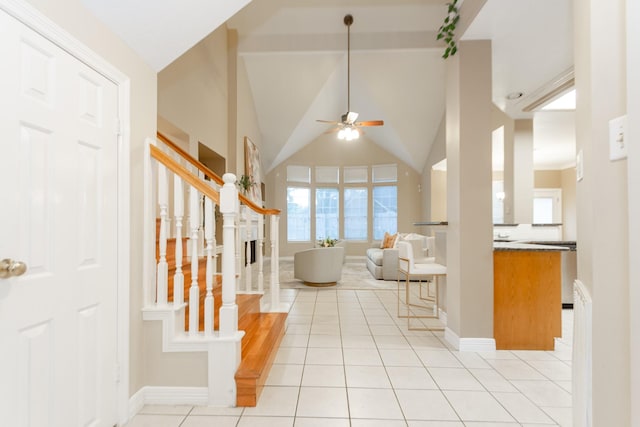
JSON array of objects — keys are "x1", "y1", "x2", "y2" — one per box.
[{"x1": 244, "y1": 136, "x2": 263, "y2": 204}]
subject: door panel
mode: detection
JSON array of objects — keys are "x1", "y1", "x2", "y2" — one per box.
[{"x1": 0, "y1": 9, "x2": 119, "y2": 426}]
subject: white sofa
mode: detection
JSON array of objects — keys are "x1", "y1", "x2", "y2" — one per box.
[
  {"x1": 294, "y1": 246, "x2": 345, "y2": 286},
  {"x1": 366, "y1": 234, "x2": 435, "y2": 281}
]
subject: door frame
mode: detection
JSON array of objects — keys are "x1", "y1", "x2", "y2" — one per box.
[{"x1": 0, "y1": 0, "x2": 131, "y2": 423}]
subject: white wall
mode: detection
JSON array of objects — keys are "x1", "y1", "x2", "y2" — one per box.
[
  {"x1": 626, "y1": 1, "x2": 640, "y2": 424},
  {"x1": 574, "y1": 0, "x2": 630, "y2": 424}
]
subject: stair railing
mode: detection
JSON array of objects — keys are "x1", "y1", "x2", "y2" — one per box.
[
  {"x1": 144, "y1": 137, "x2": 246, "y2": 406},
  {"x1": 156, "y1": 132, "x2": 287, "y2": 312}
]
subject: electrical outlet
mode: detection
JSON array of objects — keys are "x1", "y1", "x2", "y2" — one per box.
[{"x1": 609, "y1": 115, "x2": 627, "y2": 161}]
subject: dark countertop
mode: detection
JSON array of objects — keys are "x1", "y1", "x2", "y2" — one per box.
[
  {"x1": 413, "y1": 221, "x2": 448, "y2": 226},
  {"x1": 493, "y1": 223, "x2": 563, "y2": 227},
  {"x1": 493, "y1": 242, "x2": 570, "y2": 252}
]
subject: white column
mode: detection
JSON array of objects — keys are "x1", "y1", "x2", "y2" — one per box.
[
  {"x1": 173, "y1": 175, "x2": 184, "y2": 306},
  {"x1": 219, "y1": 173, "x2": 238, "y2": 337},
  {"x1": 244, "y1": 206, "x2": 252, "y2": 292},
  {"x1": 204, "y1": 197, "x2": 214, "y2": 336},
  {"x1": 188, "y1": 187, "x2": 200, "y2": 336},
  {"x1": 257, "y1": 214, "x2": 264, "y2": 293},
  {"x1": 156, "y1": 163, "x2": 169, "y2": 307}
]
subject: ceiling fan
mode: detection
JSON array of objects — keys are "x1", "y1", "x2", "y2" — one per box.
[{"x1": 316, "y1": 14, "x2": 384, "y2": 140}]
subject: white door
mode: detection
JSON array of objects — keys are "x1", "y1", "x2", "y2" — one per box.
[{"x1": 0, "y1": 10, "x2": 119, "y2": 426}]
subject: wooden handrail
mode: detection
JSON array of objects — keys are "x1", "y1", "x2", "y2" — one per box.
[
  {"x1": 150, "y1": 145, "x2": 220, "y2": 204},
  {"x1": 156, "y1": 131, "x2": 223, "y2": 185},
  {"x1": 156, "y1": 131, "x2": 280, "y2": 216}
]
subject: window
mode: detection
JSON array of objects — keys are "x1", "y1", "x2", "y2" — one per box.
[
  {"x1": 372, "y1": 164, "x2": 397, "y2": 183},
  {"x1": 287, "y1": 165, "x2": 310, "y2": 183},
  {"x1": 315, "y1": 166, "x2": 339, "y2": 184},
  {"x1": 287, "y1": 187, "x2": 310, "y2": 241},
  {"x1": 344, "y1": 187, "x2": 367, "y2": 240},
  {"x1": 533, "y1": 188, "x2": 562, "y2": 224},
  {"x1": 344, "y1": 166, "x2": 368, "y2": 183},
  {"x1": 315, "y1": 188, "x2": 339, "y2": 240},
  {"x1": 373, "y1": 186, "x2": 397, "y2": 239},
  {"x1": 372, "y1": 164, "x2": 397, "y2": 240}
]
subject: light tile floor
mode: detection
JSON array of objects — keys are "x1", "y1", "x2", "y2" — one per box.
[{"x1": 126, "y1": 288, "x2": 573, "y2": 427}]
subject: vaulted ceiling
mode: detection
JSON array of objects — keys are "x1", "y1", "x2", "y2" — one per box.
[{"x1": 82, "y1": 0, "x2": 574, "y2": 173}]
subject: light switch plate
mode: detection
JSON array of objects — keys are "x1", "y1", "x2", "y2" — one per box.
[{"x1": 609, "y1": 115, "x2": 628, "y2": 161}]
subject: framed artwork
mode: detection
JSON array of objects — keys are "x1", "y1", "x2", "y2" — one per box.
[{"x1": 244, "y1": 136, "x2": 263, "y2": 204}]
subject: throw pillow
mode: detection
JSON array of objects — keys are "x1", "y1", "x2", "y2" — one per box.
[{"x1": 381, "y1": 232, "x2": 397, "y2": 249}]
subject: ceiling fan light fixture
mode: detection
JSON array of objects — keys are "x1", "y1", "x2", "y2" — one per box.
[
  {"x1": 316, "y1": 14, "x2": 384, "y2": 138},
  {"x1": 337, "y1": 125, "x2": 360, "y2": 141}
]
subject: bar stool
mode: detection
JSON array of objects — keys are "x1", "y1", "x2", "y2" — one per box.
[{"x1": 396, "y1": 240, "x2": 447, "y2": 331}]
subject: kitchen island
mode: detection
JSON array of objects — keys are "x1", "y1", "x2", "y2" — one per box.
[{"x1": 493, "y1": 242, "x2": 569, "y2": 350}]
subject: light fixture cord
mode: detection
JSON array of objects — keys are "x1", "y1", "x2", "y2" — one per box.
[{"x1": 347, "y1": 18, "x2": 351, "y2": 113}]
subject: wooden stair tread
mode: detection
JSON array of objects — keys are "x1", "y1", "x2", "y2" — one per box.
[
  {"x1": 235, "y1": 312, "x2": 287, "y2": 407},
  {"x1": 236, "y1": 312, "x2": 287, "y2": 378}
]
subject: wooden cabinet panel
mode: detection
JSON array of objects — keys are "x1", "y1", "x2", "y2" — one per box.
[{"x1": 494, "y1": 250, "x2": 562, "y2": 350}]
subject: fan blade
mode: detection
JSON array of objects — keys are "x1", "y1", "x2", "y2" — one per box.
[
  {"x1": 356, "y1": 120, "x2": 384, "y2": 127},
  {"x1": 316, "y1": 119, "x2": 340, "y2": 124}
]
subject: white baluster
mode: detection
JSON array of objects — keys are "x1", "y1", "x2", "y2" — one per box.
[
  {"x1": 257, "y1": 214, "x2": 264, "y2": 293},
  {"x1": 245, "y1": 206, "x2": 252, "y2": 293},
  {"x1": 204, "y1": 197, "x2": 214, "y2": 335},
  {"x1": 236, "y1": 207, "x2": 242, "y2": 291},
  {"x1": 270, "y1": 215, "x2": 277, "y2": 308},
  {"x1": 173, "y1": 175, "x2": 184, "y2": 306},
  {"x1": 271, "y1": 215, "x2": 281, "y2": 310},
  {"x1": 220, "y1": 174, "x2": 238, "y2": 337},
  {"x1": 157, "y1": 164, "x2": 169, "y2": 306},
  {"x1": 188, "y1": 187, "x2": 200, "y2": 336}
]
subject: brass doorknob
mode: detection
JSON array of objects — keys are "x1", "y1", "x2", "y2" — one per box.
[{"x1": 0, "y1": 259, "x2": 28, "y2": 278}]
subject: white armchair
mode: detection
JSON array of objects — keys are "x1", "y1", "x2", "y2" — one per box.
[{"x1": 294, "y1": 246, "x2": 345, "y2": 286}]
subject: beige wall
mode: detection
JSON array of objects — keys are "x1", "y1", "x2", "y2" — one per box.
[
  {"x1": 513, "y1": 120, "x2": 534, "y2": 223},
  {"x1": 421, "y1": 116, "x2": 446, "y2": 221},
  {"x1": 23, "y1": 0, "x2": 158, "y2": 397},
  {"x1": 158, "y1": 25, "x2": 229, "y2": 160},
  {"x1": 430, "y1": 170, "x2": 447, "y2": 222},
  {"x1": 266, "y1": 134, "x2": 422, "y2": 257},
  {"x1": 575, "y1": 0, "x2": 630, "y2": 424},
  {"x1": 445, "y1": 39, "x2": 494, "y2": 340},
  {"x1": 534, "y1": 170, "x2": 562, "y2": 188},
  {"x1": 492, "y1": 105, "x2": 515, "y2": 222},
  {"x1": 237, "y1": 58, "x2": 264, "y2": 180},
  {"x1": 560, "y1": 168, "x2": 577, "y2": 240},
  {"x1": 628, "y1": 1, "x2": 640, "y2": 423}
]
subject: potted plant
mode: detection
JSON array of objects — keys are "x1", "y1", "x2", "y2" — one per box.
[
  {"x1": 238, "y1": 174, "x2": 256, "y2": 195},
  {"x1": 318, "y1": 237, "x2": 338, "y2": 248}
]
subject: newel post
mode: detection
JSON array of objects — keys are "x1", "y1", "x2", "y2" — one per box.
[{"x1": 219, "y1": 173, "x2": 238, "y2": 337}]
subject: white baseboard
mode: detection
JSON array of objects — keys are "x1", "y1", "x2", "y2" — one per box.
[
  {"x1": 444, "y1": 328, "x2": 496, "y2": 352},
  {"x1": 128, "y1": 387, "x2": 145, "y2": 420},
  {"x1": 128, "y1": 386, "x2": 209, "y2": 418},
  {"x1": 438, "y1": 308, "x2": 447, "y2": 325}
]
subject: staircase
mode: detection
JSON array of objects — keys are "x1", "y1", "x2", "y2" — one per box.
[{"x1": 144, "y1": 135, "x2": 288, "y2": 407}]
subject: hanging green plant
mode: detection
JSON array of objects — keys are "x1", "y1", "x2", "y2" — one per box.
[
  {"x1": 238, "y1": 174, "x2": 256, "y2": 194},
  {"x1": 436, "y1": 0, "x2": 460, "y2": 59}
]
